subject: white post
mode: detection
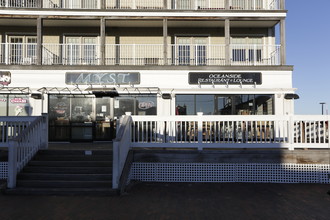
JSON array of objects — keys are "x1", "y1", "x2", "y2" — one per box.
[
  {"x1": 288, "y1": 115, "x2": 294, "y2": 150},
  {"x1": 8, "y1": 140, "x2": 18, "y2": 188},
  {"x1": 197, "y1": 112, "x2": 203, "y2": 150}
]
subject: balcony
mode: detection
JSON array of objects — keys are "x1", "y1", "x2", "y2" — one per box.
[
  {"x1": 0, "y1": 0, "x2": 281, "y2": 10},
  {"x1": 0, "y1": 43, "x2": 281, "y2": 66}
]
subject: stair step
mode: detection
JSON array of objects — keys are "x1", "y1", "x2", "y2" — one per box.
[
  {"x1": 17, "y1": 173, "x2": 112, "y2": 181},
  {"x1": 37, "y1": 150, "x2": 112, "y2": 156},
  {"x1": 28, "y1": 161, "x2": 112, "y2": 167},
  {"x1": 4, "y1": 187, "x2": 118, "y2": 196},
  {"x1": 23, "y1": 166, "x2": 112, "y2": 174},
  {"x1": 33, "y1": 155, "x2": 112, "y2": 161},
  {"x1": 17, "y1": 180, "x2": 112, "y2": 188}
]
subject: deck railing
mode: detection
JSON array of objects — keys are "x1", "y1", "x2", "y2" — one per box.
[
  {"x1": 0, "y1": 0, "x2": 281, "y2": 10},
  {"x1": 116, "y1": 114, "x2": 330, "y2": 150},
  {"x1": 0, "y1": 43, "x2": 280, "y2": 66},
  {"x1": 6, "y1": 114, "x2": 48, "y2": 188}
]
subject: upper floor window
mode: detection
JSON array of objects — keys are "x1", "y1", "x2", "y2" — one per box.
[
  {"x1": 65, "y1": 36, "x2": 98, "y2": 65},
  {"x1": 8, "y1": 36, "x2": 37, "y2": 64},
  {"x1": 176, "y1": 36, "x2": 208, "y2": 66}
]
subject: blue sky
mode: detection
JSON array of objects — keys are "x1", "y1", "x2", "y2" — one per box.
[{"x1": 286, "y1": 0, "x2": 330, "y2": 115}]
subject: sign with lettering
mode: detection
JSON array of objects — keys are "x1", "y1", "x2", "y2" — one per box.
[
  {"x1": 65, "y1": 72, "x2": 140, "y2": 85},
  {"x1": 0, "y1": 71, "x2": 11, "y2": 86},
  {"x1": 189, "y1": 72, "x2": 262, "y2": 85}
]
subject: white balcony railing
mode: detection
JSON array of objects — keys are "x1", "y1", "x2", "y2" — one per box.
[
  {"x1": 231, "y1": 44, "x2": 281, "y2": 66},
  {"x1": 0, "y1": 43, "x2": 38, "y2": 65},
  {"x1": 42, "y1": 43, "x2": 101, "y2": 65},
  {"x1": 0, "y1": 43, "x2": 281, "y2": 66},
  {"x1": 0, "y1": 0, "x2": 280, "y2": 10}
]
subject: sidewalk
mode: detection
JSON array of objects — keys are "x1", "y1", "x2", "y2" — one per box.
[{"x1": 1, "y1": 182, "x2": 330, "y2": 220}]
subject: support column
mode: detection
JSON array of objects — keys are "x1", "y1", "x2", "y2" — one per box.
[
  {"x1": 101, "y1": 0, "x2": 106, "y2": 9},
  {"x1": 163, "y1": 0, "x2": 167, "y2": 9},
  {"x1": 163, "y1": 18, "x2": 168, "y2": 65},
  {"x1": 100, "y1": 18, "x2": 106, "y2": 66},
  {"x1": 37, "y1": 17, "x2": 43, "y2": 66},
  {"x1": 225, "y1": 18, "x2": 231, "y2": 65},
  {"x1": 280, "y1": 19, "x2": 286, "y2": 65},
  {"x1": 280, "y1": 0, "x2": 286, "y2": 10},
  {"x1": 225, "y1": 0, "x2": 230, "y2": 10}
]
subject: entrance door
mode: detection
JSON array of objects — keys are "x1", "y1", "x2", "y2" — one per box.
[
  {"x1": 49, "y1": 95, "x2": 114, "y2": 142},
  {"x1": 95, "y1": 97, "x2": 114, "y2": 141}
]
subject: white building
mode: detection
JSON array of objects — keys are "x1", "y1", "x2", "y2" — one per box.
[{"x1": 0, "y1": 0, "x2": 296, "y2": 142}]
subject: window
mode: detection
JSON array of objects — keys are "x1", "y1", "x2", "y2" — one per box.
[
  {"x1": 65, "y1": 36, "x2": 98, "y2": 65},
  {"x1": 176, "y1": 37, "x2": 207, "y2": 65},
  {"x1": 231, "y1": 36, "x2": 263, "y2": 63},
  {"x1": 114, "y1": 96, "x2": 157, "y2": 117},
  {"x1": 65, "y1": 0, "x2": 98, "y2": 9},
  {"x1": 8, "y1": 36, "x2": 37, "y2": 64},
  {"x1": 176, "y1": 94, "x2": 274, "y2": 115}
]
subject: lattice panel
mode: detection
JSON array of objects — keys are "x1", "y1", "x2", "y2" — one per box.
[
  {"x1": 0, "y1": 162, "x2": 8, "y2": 179},
  {"x1": 129, "y1": 163, "x2": 330, "y2": 184}
]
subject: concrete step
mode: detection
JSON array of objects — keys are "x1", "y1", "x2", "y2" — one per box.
[
  {"x1": 22, "y1": 166, "x2": 112, "y2": 174},
  {"x1": 28, "y1": 161, "x2": 112, "y2": 167},
  {"x1": 4, "y1": 187, "x2": 118, "y2": 196},
  {"x1": 17, "y1": 173, "x2": 112, "y2": 181},
  {"x1": 17, "y1": 180, "x2": 112, "y2": 188}
]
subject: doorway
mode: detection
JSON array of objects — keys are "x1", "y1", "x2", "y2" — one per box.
[{"x1": 48, "y1": 95, "x2": 114, "y2": 142}]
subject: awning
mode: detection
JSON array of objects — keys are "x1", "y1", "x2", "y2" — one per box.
[{"x1": 284, "y1": 93, "x2": 300, "y2": 99}]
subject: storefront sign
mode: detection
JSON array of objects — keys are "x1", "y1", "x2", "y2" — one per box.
[
  {"x1": 10, "y1": 98, "x2": 28, "y2": 104},
  {"x1": 0, "y1": 71, "x2": 11, "y2": 86},
  {"x1": 189, "y1": 72, "x2": 262, "y2": 85},
  {"x1": 138, "y1": 101, "x2": 155, "y2": 110},
  {"x1": 65, "y1": 72, "x2": 140, "y2": 85}
]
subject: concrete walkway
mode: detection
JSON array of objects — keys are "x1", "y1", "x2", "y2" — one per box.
[{"x1": 1, "y1": 182, "x2": 330, "y2": 220}]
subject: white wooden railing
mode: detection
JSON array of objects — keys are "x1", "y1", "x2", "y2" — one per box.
[
  {"x1": 6, "y1": 114, "x2": 48, "y2": 188},
  {"x1": 0, "y1": 0, "x2": 281, "y2": 10},
  {"x1": 116, "y1": 114, "x2": 330, "y2": 151},
  {"x1": 0, "y1": 117, "x2": 38, "y2": 147},
  {"x1": 112, "y1": 114, "x2": 132, "y2": 189}
]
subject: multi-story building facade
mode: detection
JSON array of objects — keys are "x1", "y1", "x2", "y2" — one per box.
[{"x1": 0, "y1": 0, "x2": 295, "y2": 142}]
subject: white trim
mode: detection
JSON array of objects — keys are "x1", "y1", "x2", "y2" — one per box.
[{"x1": 0, "y1": 10, "x2": 287, "y2": 18}]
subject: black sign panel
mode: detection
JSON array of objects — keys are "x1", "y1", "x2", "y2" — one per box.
[
  {"x1": 189, "y1": 72, "x2": 262, "y2": 85},
  {"x1": 65, "y1": 72, "x2": 140, "y2": 85}
]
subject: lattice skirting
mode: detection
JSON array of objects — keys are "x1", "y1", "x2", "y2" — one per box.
[
  {"x1": 129, "y1": 163, "x2": 330, "y2": 184},
  {"x1": 0, "y1": 162, "x2": 8, "y2": 180}
]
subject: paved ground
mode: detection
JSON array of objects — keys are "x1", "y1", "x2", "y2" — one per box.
[{"x1": 0, "y1": 182, "x2": 330, "y2": 220}]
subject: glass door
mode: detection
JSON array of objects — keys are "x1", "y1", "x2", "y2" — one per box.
[
  {"x1": 176, "y1": 37, "x2": 207, "y2": 65},
  {"x1": 95, "y1": 97, "x2": 114, "y2": 141},
  {"x1": 9, "y1": 36, "x2": 37, "y2": 64},
  {"x1": 70, "y1": 96, "x2": 94, "y2": 141}
]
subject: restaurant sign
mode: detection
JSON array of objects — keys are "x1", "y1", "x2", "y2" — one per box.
[
  {"x1": 0, "y1": 71, "x2": 11, "y2": 86},
  {"x1": 189, "y1": 72, "x2": 262, "y2": 85},
  {"x1": 66, "y1": 72, "x2": 140, "y2": 85}
]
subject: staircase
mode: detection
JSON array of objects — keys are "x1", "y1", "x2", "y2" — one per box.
[{"x1": 4, "y1": 149, "x2": 117, "y2": 196}]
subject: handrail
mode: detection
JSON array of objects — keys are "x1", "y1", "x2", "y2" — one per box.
[
  {"x1": 112, "y1": 114, "x2": 133, "y2": 189},
  {"x1": 7, "y1": 114, "x2": 48, "y2": 188}
]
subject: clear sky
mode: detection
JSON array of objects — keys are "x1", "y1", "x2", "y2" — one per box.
[{"x1": 286, "y1": 0, "x2": 330, "y2": 115}]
